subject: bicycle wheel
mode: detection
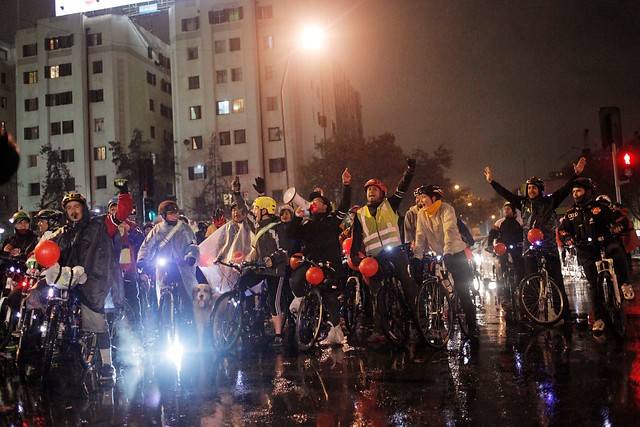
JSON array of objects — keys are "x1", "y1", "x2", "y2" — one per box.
[
  {"x1": 503, "y1": 268, "x2": 520, "y2": 322},
  {"x1": 210, "y1": 291, "x2": 243, "y2": 351},
  {"x1": 342, "y1": 279, "x2": 359, "y2": 335},
  {"x1": 519, "y1": 273, "x2": 564, "y2": 326},
  {"x1": 600, "y1": 273, "x2": 626, "y2": 338},
  {"x1": 296, "y1": 287, "x2": 324, "y2": 351},
  {"x1": 377, "y1": 280, "x2": 408, "y2": 348},
  {"x1": 41, "y1": 303, "x2": 62, "y2": 382},
  {"x1": 0, "y1": 297, "x2": 17, "y2": 350},
  {"x1": 16, "y1": 308, "x2": 43, "y2": 365},
  {"x1": 158, "y1": 291, "x2": 176, "y2": 344},
  {"x1": 417, "y1": 279, "x2": 453, "y2": 348}
]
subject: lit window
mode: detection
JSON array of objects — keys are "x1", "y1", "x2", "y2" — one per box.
[
  {"x1": 191, "y1": 136, "x2": 203, "y2": 150},
  {"x1": 232, "y1": 98, "x2": 244, "y2": 113},
  {"x1": 190, "y1": 105, "x2": 202, "y2": 120},
  {"x1": 217, "y1": 100, "x2": 230, "y2": 115},
  {"x1": 94, "y1": 146, "x2": 107, "y2": 160}
]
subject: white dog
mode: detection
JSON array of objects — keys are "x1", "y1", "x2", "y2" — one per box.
[{"x1": 192, "y1": 283, "x2": 216, "y2": 351}]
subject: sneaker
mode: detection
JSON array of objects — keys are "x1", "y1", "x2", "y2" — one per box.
[
  {"x1": 622, "y1": 284, "x2": 635, "y2": 301},
  {"x1": 289, "y1": 297, "x2": 303, "y2": 317},
  {"x1": 271, "y1": 336, "x2": 283, "y2": 347},
  {"x1": 99, "y1": 364, "x2": 116, "y2": 385},
  {"x1": 320, "y1": 325, "x2": 345, "y2": 346},
  {"x1": 592, "y1": 319, "x2": 606, "y2": 332}
]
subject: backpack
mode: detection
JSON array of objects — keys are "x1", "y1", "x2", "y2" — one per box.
[{"x1": 457, "y1": 218, "x2": 475, "y2": 247}]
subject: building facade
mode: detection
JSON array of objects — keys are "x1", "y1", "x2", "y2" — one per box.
[
  {"x1": 15, "y1": 14, "x2": 173, "y2": 217},
  {"x1": 0, "y1": 40, "x2": 18, "y2": 228},
  {"x1": 169, "y1": 0, "x2": 362, "y2": 218}
]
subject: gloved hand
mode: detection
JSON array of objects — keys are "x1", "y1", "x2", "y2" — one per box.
[
  {"x1": 114, "y1": 178, "x2": 129, "y2": 194},
  {"x1": 184, "y1": 255, "x2": 197, "y2": 267},
  {"x1": 407, "y1": 158, "x2": 416, "y2": 172},
  {"x1": 253, "y1": 177, "x2": 265, "y2": 195},
  {"x1": 231, "y1": 176, "x2": 240, "y2": 193}
]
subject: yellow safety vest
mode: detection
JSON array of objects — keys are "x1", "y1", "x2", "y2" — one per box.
[{"x1": 358, "y1": 200, "x2": 401, "y2": 256}]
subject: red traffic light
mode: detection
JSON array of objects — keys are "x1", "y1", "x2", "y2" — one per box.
[
  {"x1": 619, "y1": 151, "x2": 635, "y2": 179},
  {"x1": 623, "y1": 152, "x2": 632, "y2": 165}
]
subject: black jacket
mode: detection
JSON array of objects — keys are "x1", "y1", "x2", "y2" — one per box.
[
  {"x1": 490, "y1": 174, "x2": 578, "y2": 252},
  {"x1": 558, "y1": 200, "x2": 618, "y2": 247},
  {"x1": 50, "y1": 209, "x2": 124, "y2": 313},
  {"x1": 288, "y1": 184, "x2": 351, "y2": 270},
  {"x1": 1, "y1": 230, "x2": 38, "y2": 261}
]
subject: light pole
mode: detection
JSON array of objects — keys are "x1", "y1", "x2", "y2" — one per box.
[{"x1": 279, "y1": 26, "x2": 326, "y2": 189}]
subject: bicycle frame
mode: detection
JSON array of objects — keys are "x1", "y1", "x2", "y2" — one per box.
[{"x1": 595, "y1": 249, "x2": 622, "y2": 306}]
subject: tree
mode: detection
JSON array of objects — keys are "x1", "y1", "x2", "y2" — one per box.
[
  {"x1": 301, "y1": 133, "x2": 454, "y2": 208},
  {"x1": 196, "y1": 133, "x2": 232, "y2": 218},
  {"x1": 39, "y1": 142, "x2": 74, "y2": 210},
  {"x1": 109, "y1": 129, "x2": 150, "y2": 199}
]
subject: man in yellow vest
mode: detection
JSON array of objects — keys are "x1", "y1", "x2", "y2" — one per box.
[{"x1": 349, "y1": 159, "x2": 418, "y2": 339}]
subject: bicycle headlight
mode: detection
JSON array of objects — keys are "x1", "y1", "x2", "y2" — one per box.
[{"x1": 157, "y1": 257, "x2": 167, "y2": 267}]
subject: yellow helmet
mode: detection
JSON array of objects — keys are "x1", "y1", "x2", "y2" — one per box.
[{"x1": 253, "y1": 197, "x2": 277, "y2": 215}]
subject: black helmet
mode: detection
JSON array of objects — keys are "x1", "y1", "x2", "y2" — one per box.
[
  {"x1": 158, "y1": 200, "x2": 179, "y2": 216},
  {"x1": 525, "y1": 177, "x2": 545, "y2": 192},
  {"x1": 414, "y1": 185, "x2": 444, "y2": 199},
  {"x1": 62, "y1": 192, "x2": 87, "y2": 209},
  {"x1": 572, "y1": 177, "x2": 596, "y2": 192}
]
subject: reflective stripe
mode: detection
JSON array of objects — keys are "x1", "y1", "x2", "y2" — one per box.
[{"x1": 358, "y1": 200, "x2": 401, "y2": 256}]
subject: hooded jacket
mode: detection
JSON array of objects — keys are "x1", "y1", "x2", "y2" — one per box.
[
  {"x1": 50, "y1": 193, "x2": 132, "y2": 313},
  {"x1": 558, "y1": 199, "x2": 618, "y2": 247}
]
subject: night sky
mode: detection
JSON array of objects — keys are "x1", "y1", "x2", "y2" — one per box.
[{"x1": 4, "y1": 0, "x2": 640, "y2": 197}]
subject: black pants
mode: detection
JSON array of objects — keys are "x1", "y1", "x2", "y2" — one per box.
[
  {"x1": 369, "y1": 248, "x2": 419, "y2": 317},
  {"x1": 445, "y1": 251, "x2": 477, "y2": 330},
  {"x1": 238, "y1": 271, "x2": 287, "y2": 317},
  {"x1": 577, "y1": 242, "x2": 630, "y2": 321}
]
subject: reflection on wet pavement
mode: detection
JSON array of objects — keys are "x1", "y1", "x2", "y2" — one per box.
[{"x1": 1, "y1": 264, "x2": 640, "y2": 425}]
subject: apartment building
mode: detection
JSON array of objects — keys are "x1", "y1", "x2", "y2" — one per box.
[
  {"x1": 15, "y1": 13, "x2": 173, "y2": 216},
  {"x1": 0, "y1": 41, "x2": 18, "y2": 226},
  {"x1": 169, "y1": 0, "x2": 362, "y2": 218}
]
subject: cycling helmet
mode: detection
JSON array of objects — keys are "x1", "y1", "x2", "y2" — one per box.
[
  {"x1": 349, "y1": 205, "x2": 361, "y2": 214},
  {"x1": 364, "y1": 179, "x2": 387, "y2": 195},
  {"x1": 11, "y1": 210, "x2": 31, "y2": 224},
  {"x1": 36, "y1": 209, "x2": 62, "y2": 221},
  {"x1": 415, "y1": 184, "x2": 444, "y2": 199},
  {"x1": 158, "y1": 200, "x2": 179, "y2": 216},
  {"x1": 107, "y1": 197, "x2": 119, "y2": 211},
  {"x1": 62, "y1": 192, "x2": 87, "y2": 209},
  {"x1": 253, "y1": 196, "x2": 277, "y2": 215},
  {"x1": 595, "y1": 194, "x2": 612, "y2": 206},
  {"x1": 572, "y1": 177, "x2": 596, "y2": 192},
  {"x1": 525, "y1": 176, "x2": 545, "y2": 192}
]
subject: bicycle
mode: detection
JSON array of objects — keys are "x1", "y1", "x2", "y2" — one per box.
[
  {"x1": 366, "y1": 245, "x2": 428, "y2": 348},
  {"x1": 39, "y1": 280, "x2": 100, "y2": 385},
  {"x1": 154, "y1": 258, "x2": 192, "y2": 347},
  {"x1": 340, "y1": 265, "x2": 372, "y2": 337},
  {"x1": 419, "y1": 253, "x2": 473, "y2": 348},
  {"x1": 209, "y1": 259, "x2": 270, "y2": 352},
  {"x1": 518, "y1": 232, "x2": 565, "y2": 326},
  {"x1": 294, "y1": 257, "x2": 339, "y2": 351},
  {"x1": 493, "y1": 243, "x2": 521, "y2": 321}
]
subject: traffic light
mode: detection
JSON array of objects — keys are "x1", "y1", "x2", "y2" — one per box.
[
  {"x1": 143, "y1": 198, "x2": 156, "y2": 222},
  {"x1": 618, "y1": 151, "x2": 635, "y2": 180}
]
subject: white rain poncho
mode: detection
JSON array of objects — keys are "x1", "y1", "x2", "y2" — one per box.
[{"x1": 198, "y1": 219, "x2": 254, "y2": 293}]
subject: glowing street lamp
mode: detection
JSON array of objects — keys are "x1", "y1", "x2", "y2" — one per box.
[{"x1": 280, "y1": 25, "x2": 326, "y2": 188}]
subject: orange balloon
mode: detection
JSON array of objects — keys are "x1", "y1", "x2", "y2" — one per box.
[
  {"x1": 290, "y1": 253, "x2": 304, "y2": 270},
  {"x1": 359, "y1": 257, "x2": 379, "y2": 278},
  {"x1": 306, "y1": 266, "x2": 324, "y2": 285},
  {"x1": 493, "y1": 242, "x2": 507, "y2": 256},
  {"x1": 342, "y1": 237, "x2": 353, "y2": 254},
  {"x1": 527, "y1": 228, "x2": 544, "y2": 245},
  {"x1": 34, "y1": 240, "x2": 61, "y2": 268}
]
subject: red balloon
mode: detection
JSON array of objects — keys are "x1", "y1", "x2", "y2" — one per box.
[
  {"x1": 527, "y1": 228, "x2": 544, "y2": 245},
  {"x1": 342, "y1": 237, "x2": 353, "y2": 255},
  {"x1": 493, "y1": 242, "x2": 507, "y2": 256},
  {"x1": 306, "y1": 266, "x2": 324, "y2": 285},
  {"x1": 290, "y1": 253, "x2": 304, "y2": 270},
  {"x1": 359, "y1": 257, "x2": 379, "y2": 278},
  {"x1": 34, "y1": 240, "x2": 61, "y2": 268}
]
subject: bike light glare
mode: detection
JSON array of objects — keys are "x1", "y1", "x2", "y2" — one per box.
[
  {"x1": 9, "y1": 267, "x2": 15, "y2": 273},
  {"x1": 16, "y1": 311, "x2": 21, "y2": 318},
  {"x1": 587, "y1": 237, "x2": 593, "y2": 242},
  {"x1": 47, "y1": 288, "x2": 54, "y2": 298},
  {"x1": 40, "y1": 325, "x2": 47, "y2": 333},
  {"x1": 473, "y1": 254, "x2": 481, "y2": 263},
  {"x1": 386, "y1": 245, "x2": 392, "y2": 251},
  {"x1": 157, "y1": 257, "x2": 167, "y2": 267}
]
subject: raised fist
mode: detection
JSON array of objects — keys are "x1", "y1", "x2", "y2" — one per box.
[
  {"x1": 231, "y1": 176, "x2": 240, "y2": 192},
  {"x1": 114, "y1": 178, "x2": 129, "y2": 194}
]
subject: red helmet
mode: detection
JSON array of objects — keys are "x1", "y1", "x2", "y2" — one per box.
[{"x1": 364, "y1": 179, "x2": 387, "y2": 195}]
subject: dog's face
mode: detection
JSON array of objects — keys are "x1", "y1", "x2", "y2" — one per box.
[{"x1": 193, "y1": 283, "x2": 213, "y2": 308}]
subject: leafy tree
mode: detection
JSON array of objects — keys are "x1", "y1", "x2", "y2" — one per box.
[
  {"x1": 109, "y1": 129, "x2": 150, "y2": 199},
  {"x1": 195, "y1": 133, "x2": 232, "y2": 218},
  {"x1": 301, "y1": 133, "x2": 453, "y2": 208},
  {"x1": 39, "y1": 142, "x2": 74, "y2": 209}
]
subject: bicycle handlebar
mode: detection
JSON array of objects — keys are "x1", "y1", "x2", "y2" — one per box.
[{"x1": 214, "y1": 257, "x2": 267, "y2": 273}]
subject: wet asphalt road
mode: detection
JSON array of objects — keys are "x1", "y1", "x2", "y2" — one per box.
[{"x1": 2, "y1": 261, "x2": 640, "y2": 426}]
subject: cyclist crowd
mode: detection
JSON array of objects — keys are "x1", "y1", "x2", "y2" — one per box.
[{"x1": 1, "y1": 152, "x2": 638, "y2": 387}]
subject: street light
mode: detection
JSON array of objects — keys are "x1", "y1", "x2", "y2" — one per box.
[{"x1": 279, "y1": 25, "x2": 326, "y2": 188}]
